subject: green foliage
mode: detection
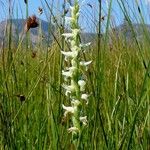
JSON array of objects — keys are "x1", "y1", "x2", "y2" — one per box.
[{"x1": 0, "y1": 0, "x2": 149, "y2": 149}]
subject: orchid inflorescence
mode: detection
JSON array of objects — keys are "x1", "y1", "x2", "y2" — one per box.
[{"x1": 61, "y1": 0, "x2": 92, "y2": 142}]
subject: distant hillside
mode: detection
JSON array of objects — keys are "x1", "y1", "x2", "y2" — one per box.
[
  {"x1": 0, "y1": 18, "x2": 97, "y2": 47},
  {"x1": 111, "y1": 22, "x2": 150, "y2": 40},
  {"x1": 1, "y1": 18, "x2": 150, "y2": 47},
  {"x1": 0, "y1": 18, "x2": 54, "y2": 46}
]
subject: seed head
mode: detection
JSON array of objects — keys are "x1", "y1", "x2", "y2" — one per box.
[{"x1": 24, "y1": 15, "x2": 39, "y2": 32}]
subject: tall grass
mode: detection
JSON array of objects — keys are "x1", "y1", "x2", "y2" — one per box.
[{"x1": 0, "y1": 0, "x2": 149, "y2": 149}]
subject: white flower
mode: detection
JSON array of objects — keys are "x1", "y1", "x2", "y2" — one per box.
[
  {"x1": 62, "y1": 33, "x2": 73, "y2": 38},
  {"x1": 62, "y1": 67, "x2": 76, "y2": 78},
  {"x1": 65, "y1": 90, "x2": 71, "y2": 96},
  {"x1": 61, "y1": 0, "x2": 90, "y2": 135},
  {"x1": 78, "y1": 80, "x2": 86, "y2": 91},
  {"x1": 62, "y1": 84, "x2": 76, "y2": 96},
  {"x1": 62, "y1": 67, "x2": 77, "y2": 80},
  {"x1": 81, "y1": 93, "x2": 89, "y2": 104},
  {"x1": 63, "y1": 29, "x2": 80, "y2": 40},
  {"x1": 79, "y1": 42, "x2": 91, "y2": 48},
  {"x1": 80, "y1": 60, "x2": 92, "y2": 71},
  {"x1": 80, "y1": 61, "x2": 92, "y2": 66},
  {"x1": 80, "y1": 116, "x2": 88, "y2": 126},
  {"x1": 63, "y1": 84, "x2": 76, "y2": 92},
  {"x1": 62, "y1": 104, "x2": 74, "y2": 117},
  {"x1": 68, "y1": 127, "x2": 79, "y2": 133},
  {"x1": 71, "y1": 99, "x2": 80, "y2": 107},
  {"x1": 81, "y1": 93, "x2": 89, "y2": 100},
  {"x1": 62, "y1": 70, "x2": 72, "y2": 78},
  {"x1": 61, "y1": 51, "x2": 78, "y2": 60}
]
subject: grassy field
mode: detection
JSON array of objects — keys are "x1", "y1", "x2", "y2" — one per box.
[{"x1": 0, "y1": 0, "x2": 150, "y2": 149}]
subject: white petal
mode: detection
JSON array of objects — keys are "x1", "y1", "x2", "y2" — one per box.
[
  {"x1": 62, "y1": 104, "x2": 74, "y2": 112},
  {"x1": 67, "y1": 127, "x2": 79, "y2": 133},
  {"x1": 81, "y1": 93, "x2": 89, "y2": 100},
  {"x1": 80, "y1": 61, "x2": 92, "y2": 71},
  {"x1": 79, "y1": 42, "x2": 91, "y2": 48},
  {"x1": 80, "y1": 116, "x2": 88, "y2": 125},
  {"x1": 61, "y1": 51, "x2": 78, "y2": 58},
  {"x1": 62, "y1": 104, "x2": 74, "y2": 116},
  {"x1": 62, "y1": 84, "x2": 76, "y2": 93},
  {"x1": 80, "y1": 61, "x2": 92, "y2": 66},
  {"x1": 71, "y1": 99, "x2": 80, "y2": 107},
  {"x1": 62, "y1": 67, "x2": 77, "y2": 78},
  {"x1": 62, "y1": 70, "x2": 72, "y2": 77},
  {"x1": 81, "y1": 94, "x2": 89, "y2": 104},
  {"x1": 65, "y1": 90, "x2": 71, "y2": 96},
  {"x1": 62, "y1": 33, "x2": 73, "y2": 38},
  {"x1": 78, "y1": 80, "x2": 86, "y2": 92}
]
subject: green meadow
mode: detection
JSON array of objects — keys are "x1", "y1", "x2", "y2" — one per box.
[{"x1": 0, "y1": 0, "x2": 149, "y2": 149}]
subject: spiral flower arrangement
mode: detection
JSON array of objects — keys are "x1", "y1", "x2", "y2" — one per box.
[{"x1": 61, "y1": 0, "x2": 92, "y2": 146}]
